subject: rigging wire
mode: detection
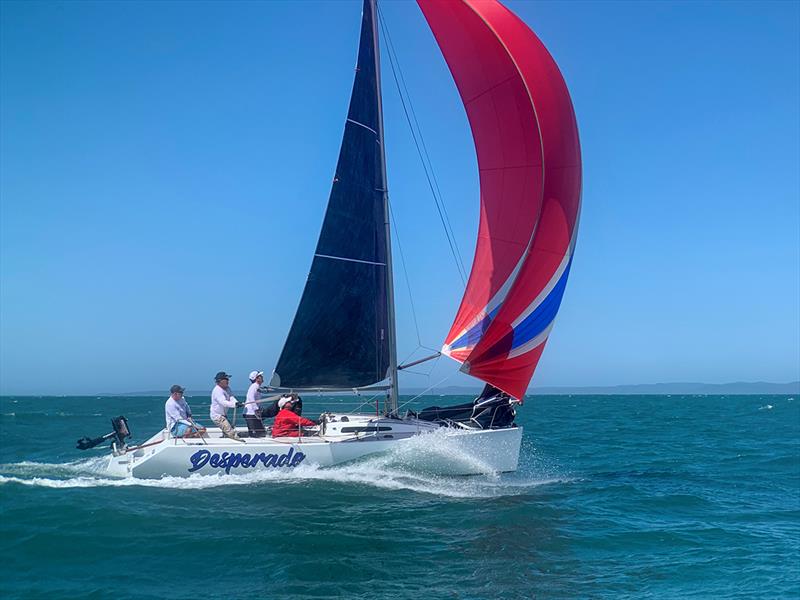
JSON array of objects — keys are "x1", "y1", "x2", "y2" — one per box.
[
  {"x1": 377, "y1": 6, "x2": 468, "y2": 285},
  {"x1": 348, "y1": 391, "x2": 386, "y2": 414},
  {"x1": 396, "y1": 371, "x2": 459, "y2": 413},
  {"x1": 378, "y1": 7, "x2": 468, "y2": 279},
  {"x1": 376, "y1": 6, "x2": 475, "y2": 402},
  {"x1": 388, "y1": 198, "x2": 423, "y2": 347},
  {"x1": 400, "y1": 368, "x2": 436, "y2": 377}
]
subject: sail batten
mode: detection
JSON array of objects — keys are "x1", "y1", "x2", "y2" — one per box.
[{"x1": 418, "y1": 0, "x2": 582, "y2": 399}]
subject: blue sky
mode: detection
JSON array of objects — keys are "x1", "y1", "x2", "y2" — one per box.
[{"x1": 1, "y1": 0, "x2": 798, "y2": 395}]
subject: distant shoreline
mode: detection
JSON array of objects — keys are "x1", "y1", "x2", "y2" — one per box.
[
  {"x1": 2, "y1": 381, "x2": 797, "y2": 397},
  {"x1": 530, "y1": 381, "x2": 800, "y2": 396},
  {"x1": 418, "y1": 381, "x2": 800, "y2": 396}
]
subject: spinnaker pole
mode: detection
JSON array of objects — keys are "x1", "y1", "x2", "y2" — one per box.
[{"x1": 371, "y1": 0, "x2": 399, "y2": 415}]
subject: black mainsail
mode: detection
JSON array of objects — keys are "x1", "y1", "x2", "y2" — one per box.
[{"x1": 271, "y1": 0, "x2": 397, "y2": 407}]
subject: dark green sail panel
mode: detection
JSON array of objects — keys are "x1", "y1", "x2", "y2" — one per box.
[{"x1": 272, "y1": 0, "x2": 389, "y2": 389}]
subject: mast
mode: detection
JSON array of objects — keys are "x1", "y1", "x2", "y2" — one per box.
[{"x1": 371, "y1": 0, "x2": 399, "y2": 415}]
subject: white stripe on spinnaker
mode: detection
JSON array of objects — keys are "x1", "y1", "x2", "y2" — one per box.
[
  {"x1": 509, "y1": 223, "x2": 579, "y2": 329},
  {"x1": 507, "y1": 320, "x2": 554, "y2": 359},
  {"x1": 445, "y1": 249, "x2": 528, "y2": 348}
]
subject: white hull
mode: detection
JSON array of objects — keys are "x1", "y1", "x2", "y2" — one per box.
[{"x1": 106, "y1": 414, "x2": 522, "y2": 479}]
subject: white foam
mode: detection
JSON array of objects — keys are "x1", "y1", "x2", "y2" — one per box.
[
  {"x1": 384, "y1": 428, "x2": 500, "y2": 475},
  {"x1": 0, "y1": 470, "x2": 291, "y2": 490},
  {"x1": 0, "y1": 463, "x2": 567, "y2": 497},
  {"x1": 1, "y1": 456, "x2": 109, "y2": 476},
  {"x1": 0, "y1": 430, "x2": 569, "y2": 498},
  {"x1": 759, "y1": 404, "x2": 773, "y2": 411}
]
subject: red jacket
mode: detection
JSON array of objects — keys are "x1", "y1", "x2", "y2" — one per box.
[{"x1": 272, "y1": 408, "x2": 316, "y2": 437}]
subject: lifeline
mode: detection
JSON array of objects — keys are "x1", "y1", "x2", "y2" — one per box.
[{"x1": 188, "y1": 447, "x2": 306, "y2": 474}]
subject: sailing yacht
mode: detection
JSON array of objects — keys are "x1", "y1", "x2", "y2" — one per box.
[{"x1": 103, "y1": 0, "x2": 581, "y2": 479}]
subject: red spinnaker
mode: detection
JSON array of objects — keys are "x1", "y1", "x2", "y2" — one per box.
[{"x1": 418, "y1": 0, "x2": 582, "y2": 399}]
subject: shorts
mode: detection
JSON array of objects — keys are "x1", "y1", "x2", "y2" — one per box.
[{"x1": 171, "y1": 422, "x2": 197, "y2": 437}]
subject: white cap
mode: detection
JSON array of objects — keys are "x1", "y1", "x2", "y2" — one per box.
[
  {"x1": 249, "y1": 370, "x2": 264, "y2": 382},
  {"x1": 278, "y1": 397, "x2": 291, "y2": 409}
]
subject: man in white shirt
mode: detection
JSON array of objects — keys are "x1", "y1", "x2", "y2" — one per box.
[
  {"x1": 165, "y1": 385, "x2": 205, "y2": 438},
  {"x1": 244, "y1": 370, "x2": 267, "y2": 437},
  {"x1": 210, "y1": 371, "x2": 243, "y2": 440}
]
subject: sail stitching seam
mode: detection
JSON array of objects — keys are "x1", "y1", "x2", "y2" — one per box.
[{"x1": 463, "y1": 74, "x2": 518, "y2": 105}]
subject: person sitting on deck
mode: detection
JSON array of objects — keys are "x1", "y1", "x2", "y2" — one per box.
[
  {"x1": 271, "y1": 395, "x2": 317, "y2": 438},
  {"x1": 165, "y1": 385, "x2": 206, "y2": 438}
]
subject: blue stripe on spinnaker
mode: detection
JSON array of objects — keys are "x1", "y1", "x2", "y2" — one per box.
[
  {"x1": 510, "y1": 258, "x2": 573, "y2": 351},
  {"x1": 449, "y1": 305, "x2": 501, "y2": 351}
]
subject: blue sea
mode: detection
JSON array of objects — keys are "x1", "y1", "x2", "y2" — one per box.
[{"x1": 0, "y1": 394, "x2": 797, "y2": 599}]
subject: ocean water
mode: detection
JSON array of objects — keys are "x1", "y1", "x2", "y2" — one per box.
[{"x1": 0, "y1": 394, "x2": 797, "y2": 600}]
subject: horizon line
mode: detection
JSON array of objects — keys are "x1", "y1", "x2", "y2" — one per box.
[{"x1": 1, "y1": 380, "x2": 798, "y2": 397}]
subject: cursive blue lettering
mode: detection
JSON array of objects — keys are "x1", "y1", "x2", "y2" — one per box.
[
  {"x1": 187, "y1": 448, "x2": 306, "y2": 474},
  {"x1": 188, "y1": 449, "x2": 211, "y2": 472}
]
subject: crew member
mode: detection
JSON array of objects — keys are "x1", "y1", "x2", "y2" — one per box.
[
  {"x1": 272, "y1": 395, "x2": 317, "y2": 438},
  {"x1": 244, "y1": 370, "x2": 267, "y2": 437},
  {"x1": 165, "y1": 385, "x2": 205, "y2": 438},
  {"x1": 210, "y1": 371, "x2": 243, "y2": 440}
]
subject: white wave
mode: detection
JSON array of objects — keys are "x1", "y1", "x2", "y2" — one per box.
[
  {"x1": 759, "y1": 404, "x2": 773, "y2": 411},
  {"x1": 0, "y1": 462, "x2": 567, "y2": 498},
  {"x1": 283, "y1": 462, "x2": 569, "y2": 498},
  {"x1": 0, "y1": 430, "x2": 569, "y2": 498},
  {"x1": 0, "y1": 470, "x2": 292, "y2": 490},
  {"x1": 0, "y1": 456, "x2": 109, "y2": 477}
]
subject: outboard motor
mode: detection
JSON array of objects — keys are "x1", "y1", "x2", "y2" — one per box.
[
  {"x1": 76, "y1": 416, "x2": 131, "y2": 453},
  {"x1": 110, "y1": 416, "x2": 131, "y2": 453}
]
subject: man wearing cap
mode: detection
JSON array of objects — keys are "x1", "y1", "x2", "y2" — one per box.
[
  {"x1": 165, "y1": 385, "x2": 205, "y2": 438},
  {"x1": 243, "y1": 370, "x2": 267, "y2": 437},
  {"x1": 271, "y1": 394, "x2": 318, "y2": 438},
  {"x1": 210, "y1": 371, "x2": 243, "y2": 440}
]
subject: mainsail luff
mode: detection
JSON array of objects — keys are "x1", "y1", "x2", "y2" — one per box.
[
  {"x1": 271, "y1": 0, "x2": 393, "y2": 392},
  {"x1": 371, "y1": 0, "x2": 400, "y2": 415}
]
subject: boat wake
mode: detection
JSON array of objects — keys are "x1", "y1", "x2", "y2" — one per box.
[{"x1": 0, "y1": 432, "x2": 567, "y2": 498}]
